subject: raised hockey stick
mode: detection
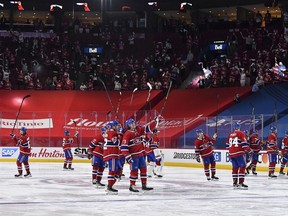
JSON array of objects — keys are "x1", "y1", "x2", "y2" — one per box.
[
  {"x1": 130, "y1": 88, "x2": 138, "y2": 106},
  {"x1": 98, "y1": 77, "x2": 119, "y2": 121},
  {"x1": 159, "y1": 81, "x2": 173, "y2": 116},
  {"x1": 126, "y1": 88, "x2": 138, "y2": 119},
  {"x1": 73, "y1": 120, "x2": 79, "y2": 148},
  {"x1": 116, "y1": 91, "x2": 122, "y2": 118},
  {"x1": 144, "y1": 82, "x2": 152, "y2": 112},
  {"x1": 11, "y1": 94, "x2": 31, "y2": 134},
  {"x1": 145, "y1": 82, "x2": 153, "y2": 120}
]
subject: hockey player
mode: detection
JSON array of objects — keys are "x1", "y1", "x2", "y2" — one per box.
[
  {"x1": 87, "y1": 126, "x2": 108, "y2": 187},
  {"x1": 121, "y1": 117, "x2": 159, "y2": 192},
  {"x1": 145, "y1": 129, "x2": 161, "y2": 178},
  {"x1": 62, "y1": 129, "x2": 79, "y2": 170},
  {"x1": 194, "y1": 129, "x2": 219, "y2": 181},
  {"x1": 246, "y1": 130, "x2": 263, "y2": 175},
  {"x1": 279, "y1": 131, "x2": 288, "y2": 175},
  {"x1": 103, "y1": 120, "x2": 122, "y2": 194},
  {"x1": 243, "y1": 129, "x2": 252, "y2": 175},
  {"x1": 267, "y1": 126, "x2": 278, "y2": 178},
  {"x1": 10, "y1": 127, "x2": 32, "y2": 178},
  {"x1": 226, "y1": 122, "x2": 252, "y2": 189}
]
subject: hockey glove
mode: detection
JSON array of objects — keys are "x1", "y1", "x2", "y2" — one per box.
[
  {"x1": 196, "y1": 156, "x2": 201, "y2": 163},
  {"x1": 74, "y1": 131, "x2": 79, "y2": 138},
  {"x1": 126, "y1": 157, "x2": 133, "y2": 164},
  {"x1": 87, "y1": 152, "x2": 92, "y2": 160},
  {"x1": 10, "y1": 133, "x2": 15, "y2": 139}
]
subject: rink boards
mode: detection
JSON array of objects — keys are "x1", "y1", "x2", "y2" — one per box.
[{"x1": 0, "y1": 147, "x2": 283, "y2": 172}]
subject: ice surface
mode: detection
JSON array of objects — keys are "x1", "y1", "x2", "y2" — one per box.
[{"x1": 0, "y1": 162, "x2": 287, "y2": 216}]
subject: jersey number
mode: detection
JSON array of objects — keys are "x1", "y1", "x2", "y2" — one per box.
[{"x1": 229, "y1": 137, "x2": 239, "y2": 147}]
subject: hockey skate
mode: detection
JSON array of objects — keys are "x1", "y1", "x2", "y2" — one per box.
[
  {"x1": 142, "y1": 184, "x2": 153, "y2": 191},
  {"x1": 252, "y1": 171, "x2": 257, "y2": 176},
  {"x1": 63, "y1": 167, "x2": 69, "y2": 171},
  {"x1": 14, "y1": 174, "x2": 23, "y2": 178},
  {"x1": 245, "y1": 167, "x2": 250, "y2": 175},
  {"x1": 279, "y1": 171, "x2": 285, "y2": 175},
  {"x1": 233, "y1": 184, "x2": 239, "y2": 189},
  {"x1": 95, "y1": 181, "x2": 105, "y2": 188},
  {"x1": 24, "y1": 173, "x2": 32, "y2": 178},
  {"x1": 206, "y1": 176, "x2": 211, "y2": 181},
  {"x1": 68, "y1": 167, "x2": 74, "y2": 171},
  {"x1": 268, "y1": 173, "x2": 277, "y2": 178},
  {"x1": 106, "y1": 185, "x2": 118, "y2": 195},
  {"x1": 211, "y1": 175, "x2": 219, "y2": 181},
  {"x1": 238, "y1": 183, "x2": 248, "y2": 190},
  {"x1": 129, "y1": 185, "x2": 139, "y2": 193}
]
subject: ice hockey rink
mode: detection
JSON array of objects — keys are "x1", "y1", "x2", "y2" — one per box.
[{"x1": 0, "y1": 162, "x2": 287, "y2": 216}]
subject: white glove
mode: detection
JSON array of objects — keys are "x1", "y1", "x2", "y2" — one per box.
[{"x1": 74, "y1": 131, "x2": 79, "y2": 137}]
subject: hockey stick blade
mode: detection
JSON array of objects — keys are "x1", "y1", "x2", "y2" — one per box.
[
  {"x1": 147, "y1": 82, "x2": 152, "y2": 91},
  {"x1": 23, "y1": 94, "x2": 31, "y2": 99}
]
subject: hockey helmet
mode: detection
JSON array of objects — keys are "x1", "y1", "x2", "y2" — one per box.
[
  {"x1": 20, "y1": 127, "x2": 27, "y2": 134},
  {"x1": 270, "y1": 126, "x2": 277, "y2": 132},
  {"x1": 196, "y1": 129, "x2": 203, "y2": 135},
  {"x1": 64, "y1": 130, "x2": 70, "y2": 136},
  {"x1": 285, "y1": 130, "x2": 288, "y2": 136},
  {"x1": 101, "y1": 126, "x2": 108, "y2": 133},
  {"x1": 125, "y1": 118, "x2": 135, "y2": 127},
  {"x1": 252, "y1": 130, "x2": 258, "y2": 135},
  {"x1": 108, "y1": 120, "x2": 119, "y2": 128},
  {"x1": 233, "y1": 122, "x2": 241, "y2": 130}
]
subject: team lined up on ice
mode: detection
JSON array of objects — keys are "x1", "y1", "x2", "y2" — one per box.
[
  {"x1": 10, "y1": 116, "x2": 164, "y2": 194},
  {"x1": 194, "y1": 122, "x2": 288, "y2": 190}
]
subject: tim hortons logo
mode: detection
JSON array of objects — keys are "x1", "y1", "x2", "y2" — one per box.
[
  {"x1": 68, "y1": 116, "x2": 204, "y2": 129},
  {"x1": 67, "y1": 118, "x2": 107, "y2": 128},
  {"x1": 30, "y1": 148, "x2": 64, "y2": 158}
]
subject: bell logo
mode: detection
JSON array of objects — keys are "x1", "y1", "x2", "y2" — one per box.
[
  {"x1": 215, "y1": 44, "x2": 223, "y2": 50},
  {"x1": 2, "y1": 148, "x2": 18, "y2": 157}
]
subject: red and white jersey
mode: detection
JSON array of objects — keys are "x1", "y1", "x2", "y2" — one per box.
[
  {"x1": 281, "y1": 136, "x2": 288, "y2": 155},
  {"x1": 267, "y1": 133, "x2": 278, "y2": 153},
  {"x1": 145, "y1": 134, "x2": 160, "y2": 155},
  {"x1": 103, "y1": 130, "x2": 120, "y2": 161},
  {"x1": 12, "y1": 135, "x2": 31, "y2": 155},
  {"x1": 121, "y1": 122, "x2": 156, "y2": 159},
  {"x1": 62, "y1": 135, "x2": 74, "y2": 151},
  {"x1": 226, "y1": 130, "x2": 250, "y2": 158},
  {"x1": 250, "y1": 134, "x2": 262, "y2": 153},
  {"x1": 88, "y1": 134, "x2": 105, "y2": 158},
  {"x1": 194, "y1": 134, "x2": 215, "y2": 158}
]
